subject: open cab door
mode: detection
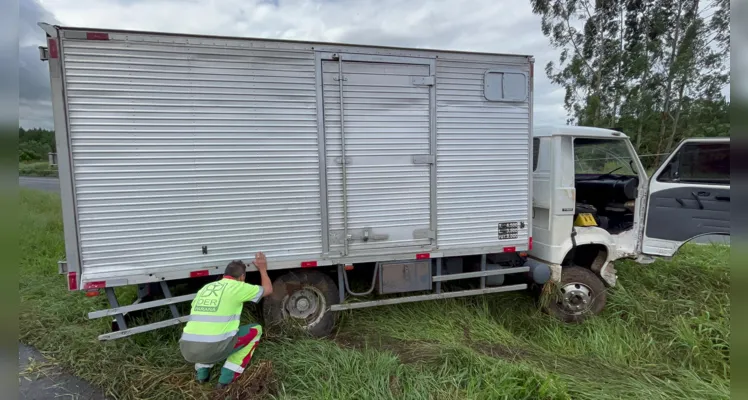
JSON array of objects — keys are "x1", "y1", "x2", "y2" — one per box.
[{"x1": 641, "y1": 138, "x2": 730, "y2": 257}]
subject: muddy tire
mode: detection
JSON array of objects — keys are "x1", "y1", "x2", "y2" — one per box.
[
  {"x1": 262, "y1": 270, "x2": 339, "y2": 337},
  {"x1": 543, "y1": 266, "x2": 606, "y2": 323}
]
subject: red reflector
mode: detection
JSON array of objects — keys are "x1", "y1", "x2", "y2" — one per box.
[
  {"x1": 83, "y1": 281, "x2": 106, "y2": 290},
  {"x1": 528, "y1": 237, "x2": 533, "y2": 251},
  {"x1": 301, "y1": 261, "x2": 318, "y2": 268},
  {"x1": 85, "y1": 290, "x2": 100, "y2": 297},
  {"x1": 415, "y1": 253, "x2": 430, "y2": 260},
  {"x1": 503, "y1": 247, "x2": 516, "y2": 253},
  {"x1": 67, "y1": 271, "x2": 77, "y2": 290},
  {"x1": 86, "y1": 32, "x2": 109, "y2": 40},
  {"x1": 190, "y1": 270, "x2": 210, "y2": 278},
  {"x1": 48, "y1": 38, "x2": 58, "y2": 59},
  {"x1": 529, "y1": 62, "x2": 534, "y2": 78},
  {"x1": 344, "y1": 265, "x2": 354, "y2": 271}
]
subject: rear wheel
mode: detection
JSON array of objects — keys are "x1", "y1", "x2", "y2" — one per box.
[
  {"x1": 544, "y1": 266, "x2": 606, "y2": 323},
  {"x1": 262, "y1": 270, "x2": 339, "y2": 337}
]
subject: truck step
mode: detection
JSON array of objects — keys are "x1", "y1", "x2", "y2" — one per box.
[
  {"x1": 330, "y1": 283, "x2": 527, "y2": 311},
  {"x1": 431, "y1": 266, "x2": 529, "y2": 282}
]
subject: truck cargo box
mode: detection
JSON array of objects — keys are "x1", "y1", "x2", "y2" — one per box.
[{"x1": 40, "y1": 24, "x2": 534, "y2": 290}]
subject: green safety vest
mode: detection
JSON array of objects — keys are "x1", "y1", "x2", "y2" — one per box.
[{"x1": 181, "y1": 276, "x2": 263, "y2": 343}]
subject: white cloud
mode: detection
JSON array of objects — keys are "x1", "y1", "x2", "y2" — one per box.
[{"x1": 24, "y1": 0, "x2": 567, "y2": 128}]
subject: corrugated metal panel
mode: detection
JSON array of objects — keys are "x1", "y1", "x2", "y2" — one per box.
[
  {"x1": 323, "y1": 60, "x2": 432, "y2": 256},
  {"x1": 61, "y1": 37, "x2": 322, "y2": 281},
  {"x1": 435, "y1": 59, "x2": 531, "y2": 248}
]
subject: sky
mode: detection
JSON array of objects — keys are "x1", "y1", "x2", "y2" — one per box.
[{"x1": 19, "y1": 0, "x2": 569, "y2": 129}]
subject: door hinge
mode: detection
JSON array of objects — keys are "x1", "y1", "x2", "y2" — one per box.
[
  {"x1": 333, "y1": 76, "x2": 348, "y2": 81},
  {"x1": 335, "y1": 157, "x2": 352, "y2": 165},
  {"x1": 412, "y1": 155, "x2": 435, "y2": 165},
  {"x1": 412, "y1": 76, "x2": 435, "y2": 86},
  {"x1": 39, "y1": 46, "x2": 49, "y2": 61}
]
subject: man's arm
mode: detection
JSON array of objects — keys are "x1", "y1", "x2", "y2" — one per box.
[{"x1": 252, "y1": 252, "x2": 273, "y2": 298}]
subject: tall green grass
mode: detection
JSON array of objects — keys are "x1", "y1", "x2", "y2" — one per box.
[{"x1": 19, "y1": 189, "x2": 729, "y2": 399}]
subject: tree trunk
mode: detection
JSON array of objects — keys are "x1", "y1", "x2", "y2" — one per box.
[
  {"x1": 653, "y1": 0, "x2": 684, "y2": 167},
  {"x1": 610, "y1": 3, "x2": 625, "y2": 127},
  {"x1": 635, "y1": 4, "x2": 652, "y2": 152}
]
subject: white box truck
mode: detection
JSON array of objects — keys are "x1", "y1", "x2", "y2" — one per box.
[{"x1": 39, "y1": 23, "x2": 729, "y2": 340}]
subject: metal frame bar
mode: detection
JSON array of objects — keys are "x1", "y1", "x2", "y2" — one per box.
[
  {"x1": 527, "y1": 57, "x2": 535, "y2": 249},
  {"x1": 428, "y1": 59, "x2": 438, "y2": 250},
  {"x1": 104, "y1": 288, "x2": 127, "y2": 331},
  {"x1": 99, "y1": 316, "x2": 191, "y2": 341},
  {"x1": 88, "y1": 293, "x2": 196, "y2": 319},
  {"x1": 480, "y1": 254, "x2": 487, "y2": 288},
  {"x1": 432, "y1": 266, "x2": 529, "y2": 282},
  {"x1": 42, "y1": 24, "x2": 82, "y2": 288},
  {"x1": 337, "y1": 265, "x2": 346, "y2": 303},
  {"x1": 159, "y1": 281, "x2": 181, "y2": 319},
  {"x1": 435, "y1": 258, "x2": 442, "y2": 294},
  {"x1": 336, "y1": 54, "x2": 350, "y2": 256},
  {"x1": 315, "y1": 51, "x2": 331, "y2": 255},
  {"x1": 330, "y1": 284, "x2": 527, "y2": 311},
  {"x1": 319, "y1": 52, "x2": 434, "y2": 66}
]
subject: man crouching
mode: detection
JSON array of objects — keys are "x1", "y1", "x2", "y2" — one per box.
[{"x1": 179, "y1": 252, "x2": 273, "y2": 389}]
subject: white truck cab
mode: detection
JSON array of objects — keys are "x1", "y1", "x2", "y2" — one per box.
[{"x1": 531, "y1": 126, "x2": 729, "y2": 321}]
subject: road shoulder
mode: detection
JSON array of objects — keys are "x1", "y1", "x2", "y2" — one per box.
[{"x1": 19, "y1": 343, "x2": 109, "y2": 400}]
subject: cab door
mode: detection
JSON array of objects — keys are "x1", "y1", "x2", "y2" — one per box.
[{"x1": 641, "y1": 138, "x2": 730, "y2": 257}]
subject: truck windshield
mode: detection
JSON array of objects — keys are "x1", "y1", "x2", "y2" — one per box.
[{"x1": 574, "y1": 138, "x2": 637, "y2": 176}]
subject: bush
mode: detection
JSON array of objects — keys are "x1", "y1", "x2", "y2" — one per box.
[{"x1": 19, "y1": 161, "x2": 58, "y2": 177}]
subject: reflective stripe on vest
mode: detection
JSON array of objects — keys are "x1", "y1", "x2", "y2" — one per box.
[
  {"x1": 181, "y1": 330, "x2": 238, "y2": 343},
  {"x1": 189, "y1": 314, "x2": 241, "y2": 323},
  {"x1": 223, "y1": 361, "x2": 245, "y2": 373}
]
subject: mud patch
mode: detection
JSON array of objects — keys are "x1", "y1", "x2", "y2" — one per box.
[
  {"x1": 333, "y1": 333, "x2": 440, "y2": 365},
  {"x1": 212, "y1": 360, "x2": 277, "y2": 400}
]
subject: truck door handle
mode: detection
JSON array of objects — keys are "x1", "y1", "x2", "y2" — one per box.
[
  {"x1": 690, "y1": 192, "x2": 704, "y2": 209},
  {"x1": 715, "y1": 196, "x2": 730, "y2": 202}
]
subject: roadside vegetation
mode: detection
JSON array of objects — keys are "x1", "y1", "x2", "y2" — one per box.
[
  {"x1": 19, "y1": 188, "x2": 729, "y2": 400},
  {"x1": 19, "y1": 161, "x2": 58, "y2": 177}
]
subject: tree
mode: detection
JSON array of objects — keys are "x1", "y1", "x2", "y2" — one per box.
[{"x1": 531, "y1": 0, "x2": 730, "y2": 168}]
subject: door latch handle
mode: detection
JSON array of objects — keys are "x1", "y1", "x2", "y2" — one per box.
[{"x1": 690, "y1": 192, "x2": 704, "y2": 209}]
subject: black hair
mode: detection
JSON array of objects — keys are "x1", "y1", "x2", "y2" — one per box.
[{"x1": 224, "y1": 260, "x2": 246, "y2": 279}]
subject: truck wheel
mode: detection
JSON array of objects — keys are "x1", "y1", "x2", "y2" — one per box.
[
  {"x1": 262, "y1": 270, "x2": 339, "y2": 337},
  {"x1": 544, "y1": 266, "x2": 606, "y2": 323}
]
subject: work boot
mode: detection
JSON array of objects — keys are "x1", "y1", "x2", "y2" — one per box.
[
  {"x1": 196, "y1": 367, "x2": 211, "y2": 384},
  {"x1": 216, "y1": 382, "x2": 229, "y2": 390}
]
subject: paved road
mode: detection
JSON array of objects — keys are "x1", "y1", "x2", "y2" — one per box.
[
  {"x1": 19, "y1": 176, "x2": 60, "y2": 192},
  {"x1": 19, "y1": 343, "x2": 108, "y2": 399}
]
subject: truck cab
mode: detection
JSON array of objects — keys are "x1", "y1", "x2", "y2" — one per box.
[{"x1": 531, "y1": 126, "x2": 729, "y2": 321}]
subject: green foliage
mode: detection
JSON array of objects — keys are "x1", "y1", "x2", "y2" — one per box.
[
  {"x1": 20, "y1": 189, "x2": 729, "y2": 400},
  {"x1": 18, "y1": 127, "x2": 55, "y2": 162},
  {"x1": 19, "y1": 161, "x2": 58, "y2": 177},
  {"x1": 530, "y1": 0, "x2": 730, "y2": 169}
]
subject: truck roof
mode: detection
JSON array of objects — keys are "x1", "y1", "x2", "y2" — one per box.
[
  {"x1": 533, "y1": 126, "x2": 628, "y2": 139},
  {"x1": 41, "y1": 23, "x2": 534, "y2": 59}
]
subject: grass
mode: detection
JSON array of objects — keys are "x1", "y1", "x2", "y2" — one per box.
[
  {"x1": 19, "y1": 188, "x2": 730, "y2": 400},
  {"x1": 19, "y1": 161, "x2": 58, "y2": 177}
]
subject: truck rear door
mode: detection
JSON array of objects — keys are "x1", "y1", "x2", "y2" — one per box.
[
  {"x1": 321, "y1": 53, "x2": 436, "y2": 257},
  {"x1": 641, "y1": 138, "x2": 730, "y2": 257}
]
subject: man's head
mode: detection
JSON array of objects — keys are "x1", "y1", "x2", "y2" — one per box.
[{"x1": 224, "y1": 260, "x2": 246, "y2": 281}]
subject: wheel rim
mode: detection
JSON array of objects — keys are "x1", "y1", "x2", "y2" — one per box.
[
  {"x1": 558, "y1": 282, "x2": 593, "y2": 315},
  {"x1": 282, "y1": 286, "x2": 326, "y2": 328}
]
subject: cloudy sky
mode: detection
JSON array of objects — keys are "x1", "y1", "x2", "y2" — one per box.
[{"x1": 19, "y1": 0, "x2": 568, "y2": 129}]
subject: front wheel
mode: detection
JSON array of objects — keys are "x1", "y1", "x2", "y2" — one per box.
[
  {"x1": 543, "y1": 266, "x2": 606, "y2": 323},
  {"x1": 262, "y1": 270, "x2": 339, "y2": 337}
]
